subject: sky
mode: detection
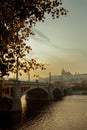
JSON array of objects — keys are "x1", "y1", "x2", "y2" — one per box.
[{"x1": 24, "y1": 0, "x2": 87, "y2": 80}]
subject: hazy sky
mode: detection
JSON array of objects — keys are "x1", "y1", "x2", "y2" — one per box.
[{"x1": 27, "y1": 0, "x2": 87, "y2": 79}]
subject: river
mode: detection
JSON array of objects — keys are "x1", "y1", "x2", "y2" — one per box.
[{"x1": 0, "y1": 95, "x2": 87, "y2": 130}]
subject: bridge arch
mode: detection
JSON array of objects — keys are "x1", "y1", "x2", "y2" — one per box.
[
  {"x1": 25, "y1": 87, "x2": 50, "y2": 101},
  {"x1": 52, "y1": 88, "x2": 63, "y2": 101},
  {"x1": 63, "y1": 88, "x2": 68, "y2": 96}
]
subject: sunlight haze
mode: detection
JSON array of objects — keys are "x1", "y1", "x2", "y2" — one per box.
[{"x1": 26, "y1": 0, "x2": 87, "y2": 79}]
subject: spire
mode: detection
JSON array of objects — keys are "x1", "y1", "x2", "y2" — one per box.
[{"x1": 61, "y1": 68, "x2": 65, "y2": 76}]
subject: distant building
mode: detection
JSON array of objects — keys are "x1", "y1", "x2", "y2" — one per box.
[
  {"x1": 61, "y1": 68, "x2": 72, "y2": 77},
  {"x1": 60, "y1": 68, "x2": 87, "y2": 83},
  {"x1": 39, "y1": 69, "x2": 87, "y2": 83}
]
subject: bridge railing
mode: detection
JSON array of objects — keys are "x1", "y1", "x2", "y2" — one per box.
[{"x1": 2, "y1": 80, "x2": 70, "y2": 98}]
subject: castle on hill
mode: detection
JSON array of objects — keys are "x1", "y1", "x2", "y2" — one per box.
[
  {"x1": 61, "y1": 68, "x2": 73, "y2": 77},
  {"x1": 59, "y1": 68, "x2": 87, "y2": 82}
]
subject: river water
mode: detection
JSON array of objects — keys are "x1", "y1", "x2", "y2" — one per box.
[{"x1": 0, "y1": 95, "x2": 87, "y2": 130}]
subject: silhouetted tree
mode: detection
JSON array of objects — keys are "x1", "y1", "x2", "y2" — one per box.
[
  {"x1": 0, "y1": 0, "x2": 68, "y2": 98},
  {"x1": 0, "y1": 0, "x2": 67, "y2": 78}
]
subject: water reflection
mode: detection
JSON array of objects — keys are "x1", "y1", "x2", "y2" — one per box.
[
  {"x1": 19, "y1": 95, "x2": 87, "y2": 130},
  {"x1": 0, "y1": 95, "x2": 87, "y2": 130},
  {"x1": 21, "y1": 95, "x2": 51, "y2": 119}
]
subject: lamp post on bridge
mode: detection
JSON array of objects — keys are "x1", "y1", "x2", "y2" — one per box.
[
  {"x1": 28, "y1": 70, "x2": 30, "y2": 82},
  {"x1": 16, "y1": 57, "x2": 19, "y2": 81},
  {"x1": 14, "y1": 57, "x2": 21, "y2": 104},
  {"x1": 49, "y1": 72, "x2": 51, "y2": 84}
]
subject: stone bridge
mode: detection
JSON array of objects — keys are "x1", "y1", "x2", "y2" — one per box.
[{"x1": 1, "y1": 80, "x2": 71, "y2": 111}]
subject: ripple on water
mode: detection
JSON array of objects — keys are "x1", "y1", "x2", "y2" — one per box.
[
  {"x1": 16, "y1": 96, "x2": 87, "y2": 130},
  {"x1": 0, "y1": 95, "x2": 87, "y2": 130}
]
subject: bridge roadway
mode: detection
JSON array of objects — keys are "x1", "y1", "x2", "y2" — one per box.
[{"x1": 1, "y1": 80, "x2": 72, "y2": 111}]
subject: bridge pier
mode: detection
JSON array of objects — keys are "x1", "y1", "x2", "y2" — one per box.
[
  {"x1": 53, "y1": 88, "x2": 63, "y2": 101},
  {"x1": 48, "y1": 84, "x2": 63, "y2": 101},
  {"x1": 11, "y1": 81, "x2": 22, "y2": 112},
  {"x1": 11, "y1": 98, "x2": 22, "y2": 112}
]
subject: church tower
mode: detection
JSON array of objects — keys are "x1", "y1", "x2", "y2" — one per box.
[{"x1": 61, "y1": 68, "x2": 65, "y2": 76}]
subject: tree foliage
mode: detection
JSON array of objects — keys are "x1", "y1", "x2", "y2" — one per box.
[{"x1": 0, "y1": 0, "x2": 67, "y2": 77}]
